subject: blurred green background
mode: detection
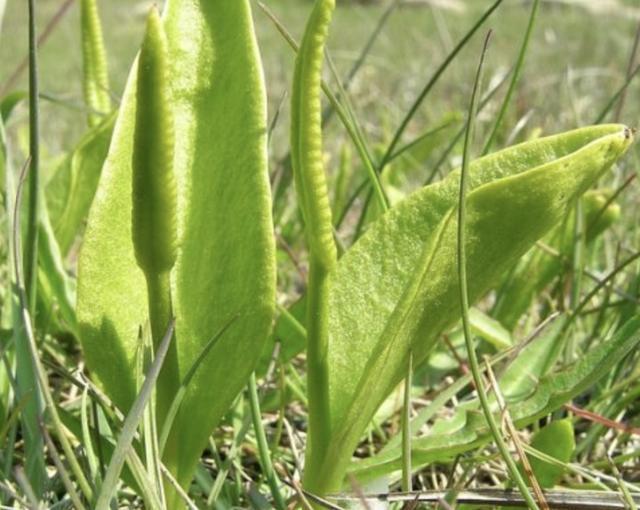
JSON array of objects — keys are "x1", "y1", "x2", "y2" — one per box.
[{"x1": 1, "y1": 0, "x2": 639, "y2": 169}]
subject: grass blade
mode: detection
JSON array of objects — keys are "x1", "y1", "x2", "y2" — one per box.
[
  {"x1": 594, "y1": 62, "x2": 640, "y2": 124},
  {"x1": 95, "y1": 320, "x2": 175, "y2": 509},
  {"x1": 158, "y1": 316, "x2": 238, "y2": 455},
  {"x1": 12, "y1": 159, "x2": 94, "y2": 502},
  {"x1": 248, "y1": 372, "x2": 286, "y2": 509},
  {"x1": 377, "y1": 0, "x2": 504, "y2": 173},
  {"x1": 482, "y1": 0, "x2": 540, "y2": 155}
]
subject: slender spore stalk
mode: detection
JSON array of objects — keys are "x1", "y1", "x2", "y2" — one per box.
[{"x1": 457, "y1": 30, "x2": 540, "y2": 510}]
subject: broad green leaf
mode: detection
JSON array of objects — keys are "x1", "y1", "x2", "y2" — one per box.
[
  {"x1": 76, "y1": 0, "x2": 275, "y2": 498},
  {"x1": 315, "y1": 125, "x2": 632, "y2": 493},
  {"x1": 45, "y1": 114, "x2": 115, "y2": 255},
  {"x1": 348, "y1": 315, "x2": 640, "y2": 484},
  {"x1": 520, "y1": 419, "x2": 575, "y2": 488},
  {"x1": 494, "y1": 189, "x2": 620, "y2": 330},
  {"x1": 35, "y1": 115, "x2": 116, "y2": 338}
]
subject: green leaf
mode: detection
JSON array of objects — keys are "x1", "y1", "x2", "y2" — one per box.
[
  {"x1": 348, "y1": 315, "x2": 640, "y2": 484},
  {"x1": 315, "y1": 124, "x2": 632, "y2": 493},
  {"x1": 76, "y1": 0, "x2": 275, "y2": 498},
  {"x1": 2, "y1": 108, "x2": 47, "y2": 497},
  {"x1": 45, "y1": 113, "x2": 115, "y2": 255},
  {"x1": 520, "y1": 419, "x2": 575, "y2": 488}
]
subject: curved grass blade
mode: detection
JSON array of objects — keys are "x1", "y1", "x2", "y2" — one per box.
[
  {"x1": 456, "y1": 31, "x2": 539, "y2": 508},
  {"x1": 3, "y1": 112, "x2": 46, "y2": 497},
  {"x1": 377, "y1": 0, "x2": 504, "y2": 172},
  {"x1": 12, "y1": 158, "x2": 94, "y2": 502},
  {"x1": 482, "y1": 0, "x2": 540, "y2": 155}
]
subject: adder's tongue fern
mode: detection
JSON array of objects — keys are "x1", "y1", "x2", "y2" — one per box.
[
  {"x1": 289, "y1": 0, "x2": 337, "y2": 493},
  {"x1": 131, "y1": 6, "x2": 179, "y2": 422}
]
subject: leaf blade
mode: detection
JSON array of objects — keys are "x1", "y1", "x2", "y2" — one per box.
[
  {"x1": 77, "y1": 0, "x2": 275, "y2": 495},
  {"x1": 320, "y1": 125, "x2": 632, "y2": 491}
]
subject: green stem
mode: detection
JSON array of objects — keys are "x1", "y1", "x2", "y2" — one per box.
[
  {"x1": 19, "y1": 0, "x2": 45, "y2": 496},
  {"x1": 145, "y1": 271, "x2": 181, "y2": 510},
  {"x1": 401, "y1": 352, "x2": 412, "y2": 493},
  {"x1": 25, "y1": 0, "x2": 39, "y2": 318},
  {"x1": 457, "y1": 31, "x2": 539, "y2": 510},
  {"x1": 248, "y1": 373, "x2": 286, "y2": 510},
  {"x1": 302, "y1": 259, "x2": 333, "y2": 493},
  {"x1": 145, "y1": 271, "x2": 178, "y2": 428}
]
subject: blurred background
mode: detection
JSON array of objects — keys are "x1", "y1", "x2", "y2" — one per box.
[{"x1": 0, "y1": 0, "x2": 639, "y2": 186}]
